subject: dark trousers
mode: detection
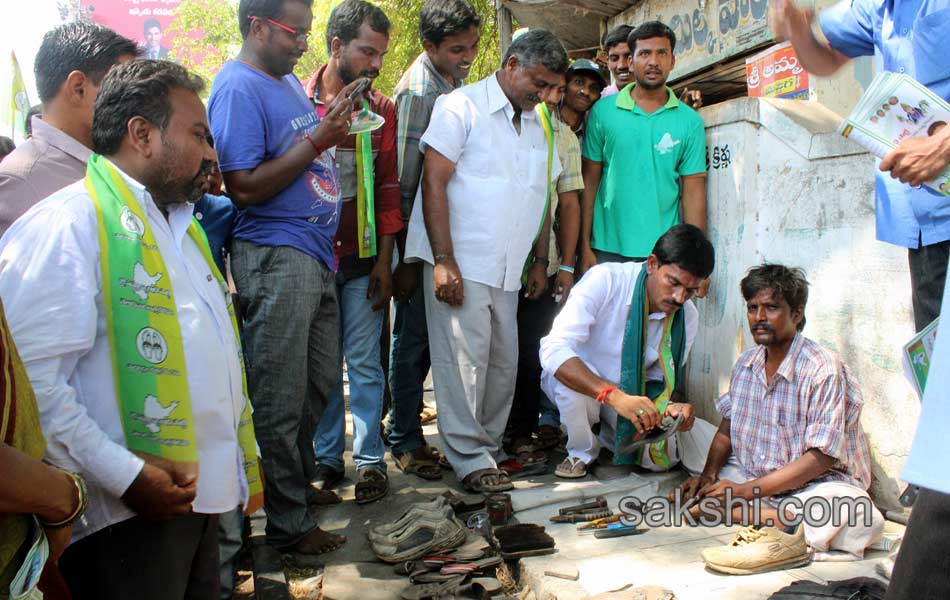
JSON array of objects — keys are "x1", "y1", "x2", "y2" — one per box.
[
  {"x1": 508, "y1": 281, "x2": 560, "y2": 440},
  {"x1": 909, "y1": 240, "x2": 950, "y2": 331},
  {"x1": 60, "y1": 513, "x2": 220, "y2": 600},
  {"x1": 886, "y1": 487, "x2": 950, "y2": 599}
]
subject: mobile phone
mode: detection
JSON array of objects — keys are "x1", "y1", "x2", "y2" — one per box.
[{"x1": 348, "y1": 78, "x2": 370, "y2": 103}]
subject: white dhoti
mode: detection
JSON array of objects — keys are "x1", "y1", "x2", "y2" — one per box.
[
  {"x1": 718, "y1": 458, "x2": 885, "y2": 561},
  {"x1": 541, "y1": 372, "x2": 716, "y2": 473}
]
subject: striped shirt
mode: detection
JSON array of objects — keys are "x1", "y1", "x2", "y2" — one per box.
[
  {"x1": 716, "y1": 333, "x2": 872, "y2": 490},
  {"x1": 393, "y1": 53, "x2": 462, "y2": 223}
]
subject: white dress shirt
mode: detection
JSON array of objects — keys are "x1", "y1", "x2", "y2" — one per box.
[
  {"x1": 0, "y1": 162, "x2": 247, "y2": 542},
  {"x1": 540, "y1": 262, "x2": 698, "y2": 386},
  {"x1": 404, "y1": 72, "x2": 562, "y2": 292}
]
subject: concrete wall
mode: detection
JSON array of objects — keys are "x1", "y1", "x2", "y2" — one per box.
[{"x1": 689, "y1": 97, "x2": 919, "y2": 511}]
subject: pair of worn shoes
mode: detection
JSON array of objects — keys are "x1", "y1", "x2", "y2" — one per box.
[
  {"x1": 701, "y1": 524, "x2": 811, "y2": 575},
  {"x1": 369, "y1": 496, "x2": 467, "y2": 563}
]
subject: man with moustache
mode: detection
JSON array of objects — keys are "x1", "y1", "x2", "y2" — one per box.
[
  {"x1": 505, "y1": 68, "x2": 587, "y2": 461},
  {"x1": 599, "y1": 25, "x2": 633, "y2": 98},
  {"x1": 557, "y1": 59, "x2": 606, "y2": 145},
  {"x1": 579, "y1": 22, "x2": 707, "y2": 275},
  {"x1": 387, "y1": 0, "x2": 481, "y2": 481},
  {"x1": 0, "y1": 60, "x2": 264, "y2": 600},
  {"x1": 403, "y1": 29, "x2": 568, "y2": 492},
  {"x1": 540, "y1": 225, "x2": 716, "y2": 479},
  {"x1": 304, "y1": 0, "x2": 402, "y2": 504},
  {"x1": 674, "y1": 264, "x2": 884, "y2": 574},
  {"x1": 208, "y1": 0, "x2": 357, "y2": 560}
]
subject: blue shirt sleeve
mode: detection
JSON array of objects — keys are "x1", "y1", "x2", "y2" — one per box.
[
  {"x1": 819, "y1": 0, "x2": 877, "y2": 59},
  {"x1": 209, "y1": 82, "x2": 268, "y2": 174}
]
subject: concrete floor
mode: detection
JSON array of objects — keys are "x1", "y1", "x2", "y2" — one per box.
[{"x1": 310, "y1": 409, "x2": 897, "y2": 600}]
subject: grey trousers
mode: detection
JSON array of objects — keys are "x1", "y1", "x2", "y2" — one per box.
[
  {"x1": 423, "y1": 264, "x2": 519, "y2": 480},
  {"x1": 231, "y1": 240, "x2": 340, "y2": 547}
]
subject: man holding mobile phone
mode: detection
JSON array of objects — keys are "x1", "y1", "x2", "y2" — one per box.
[{"x1": 305, "y1": 0, "x2": 402, "y2": 505}]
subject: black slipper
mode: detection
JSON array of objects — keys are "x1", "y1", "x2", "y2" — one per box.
[
  {"x1": 613, "y1": 413, "x2": 685, "y2": 457},
  {"x1": 312, "y1": 463, "x2": 344, "y2": 490}
]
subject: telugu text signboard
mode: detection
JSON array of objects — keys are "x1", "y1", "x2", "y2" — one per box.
[
  {"x1": 746, "y1": 42, "x2": 811, "y2": 100},
  {"x1": 610, "y1": 0, "x2": 773, "y2": 81}
]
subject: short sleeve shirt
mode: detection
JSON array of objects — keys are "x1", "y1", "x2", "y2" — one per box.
[
  {"x1": 207, "y1": 61, "x2": 340, "y2": 269},
  {"x1": 820, "y1": 0, "x2": 950, "y2": 248},
  {"x1": 583, "y1": 84, "x2": 706, "y2": 258}
]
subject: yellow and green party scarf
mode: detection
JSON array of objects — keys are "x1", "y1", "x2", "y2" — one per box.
[
  {"x1": 85, "y1": 154, "x2": 263, "y2": 514},
  {"x1": 355, "y1": 97, "x2": 377, "y2": 258},
  {"x1": 615, "y1": 267, "x2": 686, "y2": 468},
  {"x1": 520, "y1": 102, "x2": 556, "y2": 281}
]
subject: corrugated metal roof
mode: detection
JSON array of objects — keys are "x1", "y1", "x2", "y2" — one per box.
[{"x1": 501, "y1": 0, "x2": 639, "y2": 50}]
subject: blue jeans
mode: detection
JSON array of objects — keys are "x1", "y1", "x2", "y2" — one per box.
[
  {"x1": 313, "y1": 274, "x2": 387, "y2": 471},
  {"x1": 230, "y1": 241, "x2": 339, "y2": 548},
  {"x1": 386, "y1": 279, "x2": 430, "y2": 454}
]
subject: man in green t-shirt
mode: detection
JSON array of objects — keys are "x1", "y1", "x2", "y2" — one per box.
[{"x1": 579, "y1": 21, "x2": 707, "y2": 276}]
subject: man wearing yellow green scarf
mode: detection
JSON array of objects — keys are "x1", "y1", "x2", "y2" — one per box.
[
  {"x1": 540, "y1": 225, "x2": 717, "y2": 479},
  {"x1": 0, "y1": 60, "x2": 262, "y2": 600}
]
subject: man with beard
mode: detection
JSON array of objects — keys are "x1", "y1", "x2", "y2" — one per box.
[
  {"x1": 403, "y1": 29, "x2": 568, "y2": 492},
  {"x1": 558, "y1": 59, "x2": 606, "y2": 145},
  {"x1": 304, "y1": 0, "x2": 401, "y2": 504},
  {"x1": 0, "y1": 60, "x2": 265, "y2": 600},
  {"x1": 673, "y1": 264, "x2": 884, "y2": 574},
  {"x1": 387, "y1": 0, "x2": 481, "y2": 481},
  {"x1": 539, "y1": 225, "x2": 716, "y2": 479},
  {"x1": 578, "y1": 22, "x2": 707, "y2": 276},
  {"x1": 208, "y1": 0, "x2": 357, "y2": 561}
]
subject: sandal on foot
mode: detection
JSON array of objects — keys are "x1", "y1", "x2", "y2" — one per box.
[
  {"x1": 555, "y1": 456, "x2": 588, "y2": 479},
  {"x1": 462, "y1": 468, "x2": 513, "y2": 493},
  {"x1": 312, "y1": 463, "x2": 344, "y2": 490},
  {"x1": 393, "y1": 448, "x2": 443, "y2": 480},
  {"x1": 423, "y1": 444, "x2": 450, "y2": 469},
  {"x1": 536, "y1": 425, "x2": 561, "y2": 450},
  {"x1": 496, "y1": 458, "x2": 523, "y2": 475},
  {"x1": 356, "y1": 466, "x2": 389, "y2": 504},
  {"x1": 307, "y1": 486, "x2": 342, "y2": 508}
]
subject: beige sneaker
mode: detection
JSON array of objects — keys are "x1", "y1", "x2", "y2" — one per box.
[{"x1": 701, "y1": 525, "x2": 811, "y2": 575}]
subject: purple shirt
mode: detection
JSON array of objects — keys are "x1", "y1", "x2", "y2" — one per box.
[{"x1": 0, "y1": 117, "x2": 92, "y2": 236}]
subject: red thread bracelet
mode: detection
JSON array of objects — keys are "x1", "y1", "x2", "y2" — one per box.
[{"x1": 596, "y1": 385, "x2": 617, "y2": 404}]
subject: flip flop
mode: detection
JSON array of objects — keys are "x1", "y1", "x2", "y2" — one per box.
[
  {"x1": 399, "y1": 574, "x2": 467, "y2": 600},
  {"x1": 613, "y1": 413, "x2": 685, "y2": 457},
  {"x1": 393, "y1": 449, "x2": 443, "y2": 480},
  {"x1": 355, "y1": 466, "x2": 389, "y2": 504},
  {"x1": 439, "y1": 555, "x2": 502, "y2": 575},
  {"x1": 462, "y1": 468, "x2": 513, "y2": 493}
]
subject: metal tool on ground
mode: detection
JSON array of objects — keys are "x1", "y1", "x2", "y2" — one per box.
[
  {"x1": 558, "y1": 496, "x2": 608, "y2": 516},
  {"x1": 550, "y1": 510, "x2": 613, "y2": 524}
]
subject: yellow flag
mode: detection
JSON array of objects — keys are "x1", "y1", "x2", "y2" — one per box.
[{"x1": 8, "y1": 51, "x2": 30, "y2": 142}]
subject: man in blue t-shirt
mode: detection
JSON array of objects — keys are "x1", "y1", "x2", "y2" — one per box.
[
  {"x1": 773, "y1": 0, "x2": 950, "y2": 333},
  {"x1": 207, "y1": 0, "x2": 361, "y2": 562}
]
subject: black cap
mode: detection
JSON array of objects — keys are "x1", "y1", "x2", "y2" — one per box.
[{"x1": 566, "y1": 58, "x2": 608, "y2": 88}]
